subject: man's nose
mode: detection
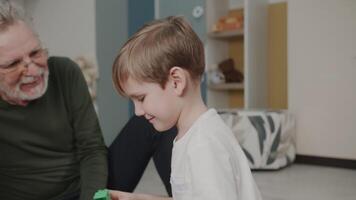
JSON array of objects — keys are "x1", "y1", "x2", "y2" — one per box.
[
  {"x1": 22, "y1": 56, "x2": 40, "y2": 75},
  {"x1": 22, "y1": 56, "x2": 33, "y2": 66}
]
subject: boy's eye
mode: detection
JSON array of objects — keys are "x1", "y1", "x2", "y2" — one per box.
[{"x1": 138, "y1": 96, "x2": 145, "y2": 102}]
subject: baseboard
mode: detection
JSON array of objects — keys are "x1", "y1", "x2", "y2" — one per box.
[{"x1": 295, "y1": 154, "x2": 356, "y2": 170}]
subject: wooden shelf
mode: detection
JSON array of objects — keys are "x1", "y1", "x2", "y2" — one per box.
[
  {"x1": 208, "y1": 83, "x2": 244, "y2": 90},
  {"x1": 208, "y1": 29, "x2": 244, "y2": 40}
]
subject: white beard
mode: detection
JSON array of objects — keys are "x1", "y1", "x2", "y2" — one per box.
[{"x1": 0, "y1": 68, "x2": 49, "y2": 101}]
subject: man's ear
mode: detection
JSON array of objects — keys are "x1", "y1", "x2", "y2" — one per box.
[{"x1": 168, "y1": 66, "x2": 187, "y2": 96}]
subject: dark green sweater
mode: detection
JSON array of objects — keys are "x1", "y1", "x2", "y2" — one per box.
[{"x1": 0, "y1": 57, "x2": 108, "y2": 200}]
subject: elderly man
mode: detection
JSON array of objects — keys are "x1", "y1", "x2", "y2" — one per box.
[{"x1": 0, "y1": 1, "x2": 107, "y2": 200}]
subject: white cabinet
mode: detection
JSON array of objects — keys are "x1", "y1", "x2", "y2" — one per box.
[{"x1": 205, "y1": 0, "x2": 268, "y2": 109}]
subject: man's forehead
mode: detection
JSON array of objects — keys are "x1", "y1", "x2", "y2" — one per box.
[{"x1": 0, "y1": 21, "x2": 41, "y2": 61}]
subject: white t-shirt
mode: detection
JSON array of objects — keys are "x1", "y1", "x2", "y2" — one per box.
[{"x1": 170, "y1": 109, "x2": 262, "y2": 200}]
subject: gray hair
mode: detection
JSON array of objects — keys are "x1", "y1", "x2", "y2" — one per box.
[{"x1": 0, "y1": 0, "x2": 28, "y2": 31}]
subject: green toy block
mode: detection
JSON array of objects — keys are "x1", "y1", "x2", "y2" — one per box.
[{"x1": 93, "y1": 189, "x2": 111, "y2": 200}]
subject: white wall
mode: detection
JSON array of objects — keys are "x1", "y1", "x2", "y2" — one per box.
[
  {"x1": 13, "y1": 0, "x2": 24, "y2": 6},
  {"x1": 288, "y1": 0, "x2": 356, "y2": 159},
  {"x1": 24, "y1": 0, "x2": 96, "y2": 61}
]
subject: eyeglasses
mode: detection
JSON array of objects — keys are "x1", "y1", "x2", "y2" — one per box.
[{"x1": 0, "y1": 48, "x2": 48, "y2": 73}]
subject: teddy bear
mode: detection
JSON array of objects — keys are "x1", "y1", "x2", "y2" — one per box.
[{"x1": 218, "y1": 58, "x2": 243, "y2": 83}]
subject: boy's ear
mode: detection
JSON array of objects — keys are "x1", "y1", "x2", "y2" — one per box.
[{"x1": 168, "y1": 66, "x2": 187, "y2": 96}]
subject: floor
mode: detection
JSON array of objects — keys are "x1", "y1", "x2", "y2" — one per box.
[{"x1": 135, "y1": 160, "x2": 356, "y2": 200}]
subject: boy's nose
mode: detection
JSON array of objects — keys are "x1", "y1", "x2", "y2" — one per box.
[{"x1": 134, "y1": 103, "x2": 145, "y2": 116}]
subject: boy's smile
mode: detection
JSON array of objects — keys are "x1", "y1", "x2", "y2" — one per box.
[{"x1": 145, "y1": 114, "x2": 155, "y2": 123}]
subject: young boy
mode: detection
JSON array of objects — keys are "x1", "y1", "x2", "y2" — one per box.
[{"x1": 110, "y1": 16, "x2": 262, "y2": 200}]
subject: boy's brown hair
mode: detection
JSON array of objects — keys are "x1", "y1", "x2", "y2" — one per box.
[{"x1": 112, "y1": 16, "x2": 205, "y2": 95}]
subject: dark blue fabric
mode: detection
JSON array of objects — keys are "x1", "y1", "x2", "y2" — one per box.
[{"x1": 107, "y1": 116, "x2": 176, "y2": 196}]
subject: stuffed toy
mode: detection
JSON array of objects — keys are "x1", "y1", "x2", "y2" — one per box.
[{"x1": 218, "y1": 58, "x2": 243, "y2": 83}]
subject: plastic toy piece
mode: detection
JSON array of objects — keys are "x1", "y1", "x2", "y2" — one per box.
[{"x1": 93, "y1": 189, "x2": 111, "y2": 200}]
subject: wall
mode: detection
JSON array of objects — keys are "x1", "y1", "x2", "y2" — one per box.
[
  {"x1": 96, "y1": 0, "x2": 129, "y2": 145},
  {"x1": 288, "y1": 0, "x2": 356, "y2": 159},
  {"x1": 25, "y1": 0, "x2": 96, "y2": 61},
  {"x1": 13, "y1": 0, "x2": 24, "y2": 6}
]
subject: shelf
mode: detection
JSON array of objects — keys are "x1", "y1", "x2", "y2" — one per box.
[
  {"x1": 208, "y1": 83, "x2": 244, "y2": 90},
  {"x1": 207, "y1": 29, "x2": 244, "y2": 40}
]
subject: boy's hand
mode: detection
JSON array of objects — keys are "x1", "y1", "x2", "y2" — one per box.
[
  {"x1": 109, "y1": 190, "x2": 172, "y2": 200},
  {"x1": 110, "y1": 190, "x2": 135, "y2": 200}
]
